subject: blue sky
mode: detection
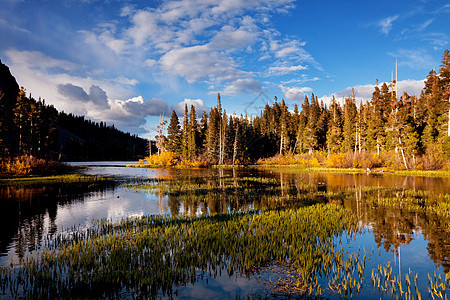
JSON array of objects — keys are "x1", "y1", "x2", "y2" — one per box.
[{"x1": 0, "y1": 0, "x2": 449, "y2": 137}]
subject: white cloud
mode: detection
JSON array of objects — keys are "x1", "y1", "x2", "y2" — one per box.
[
  {"x1": 160, "y1": 45, "x2": 248, "y2": 84},
  {"x1": 6, "y1": 50, "x2": 76, "y2": 71},
  {"x1": 268, "y1": 64, "x2": 307, "y2": 75},
  {"x1": 2, "y1": 0, "x2": 317, "y2": 135},
  {"x1": 280, "y1": 86, "x2": 312, "y2": 101},
  {"x1": 4, "y1": 49, "x2": 159, "y2": 133},
  {"x1": 209, "y1": 26, "x2": 257, "y2": 51},
  {"x1": 319, "y1": 79, "x2": 425, "y2": 107},
  {"x1": 269, "y1": 39, "x2": 307, "y2": 59},
  {"x1": 388, "y1": 49, "x2": 436, "y2": 70},
  {"x1": 421, "y1": 33, "x2": 448, "y2": 49},
  {"x1": 281, "y1": 75, "x2": 319, "y2": 85},
  {"x1": 113, "y1": 76, "x2": 139, "y2": 86},
  {"x1": 220, "y1": 78, "x2": 262, "y2": 95},
  {"x1": 170, "y1": 98, "x2": 209, "y2": 116},
  {"x1": 378, "y1": 15, "x2": 399, "y2": 35},
  {"x1": 144, "y1": 59, "x2": 158, "y2": 67},
  {"x1": 83, "y1": 0, "x2": 311, "y2": 96}
]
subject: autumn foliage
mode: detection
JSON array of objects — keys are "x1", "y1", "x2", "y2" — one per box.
[
  {"x1": 144, "y1": 152, "x2": 180, "y2": 166},
  {"x1": 0, "y1": 155, "x2": 69, "y2": 177}
]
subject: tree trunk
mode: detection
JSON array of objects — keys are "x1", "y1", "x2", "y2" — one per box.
[{"x1": 399, "y1": 136, "x2": 408, "y2": 170}]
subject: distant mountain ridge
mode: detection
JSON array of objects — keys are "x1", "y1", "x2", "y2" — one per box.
[{"x1": 0, "y1": 59, "x2": 148, "y2": 161}]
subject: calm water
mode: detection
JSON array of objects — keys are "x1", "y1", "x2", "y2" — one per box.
[{"x1": 1, "y1": 163, "x2": 449, "y2": 298}]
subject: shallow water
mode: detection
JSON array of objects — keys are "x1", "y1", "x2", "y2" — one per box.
[{"x1": 0, "y1": 164, "x2": 449, "y2": 298}]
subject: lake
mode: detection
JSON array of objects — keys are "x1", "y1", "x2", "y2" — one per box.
[{"x1": 0, "y1": 162, "x2": 449, "y2": 298}]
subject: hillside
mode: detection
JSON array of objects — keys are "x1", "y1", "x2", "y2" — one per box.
[{"x1": 0, "y1": 59, "x2": 147, "y2": 161}]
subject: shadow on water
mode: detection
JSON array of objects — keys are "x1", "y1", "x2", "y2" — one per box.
[{"x1": 0, "y1": 180, "x2": 117, "y2": 262}]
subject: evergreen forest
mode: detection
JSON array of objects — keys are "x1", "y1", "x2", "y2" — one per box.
[
  {"x1": 0, "y1": 60, "x2": 148, "y2": 163},
  {"x1": 157, "y1": 50, "x2": 450, "y2": 170}
]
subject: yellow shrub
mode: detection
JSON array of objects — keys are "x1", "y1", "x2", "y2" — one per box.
[
  {"x1": 325, "y1": 153, "x2": 346, "y2": 168},
  {"x1": 177, "y1": 160, "x2": 208, "y2": 168},
  {"x1": 145, "y1": 152, "x2": 180, "y2": 166},
  {"x1": 257, "y1": 154, "x2": 321, "y2": 167}
]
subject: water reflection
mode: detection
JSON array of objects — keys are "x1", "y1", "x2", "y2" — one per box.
[
  {"x1": 1, "y1": 166, "x2": 449, "y2": 293},
  {"x1": 136, "y1": 168, "x2": 450, "y2": 276},
  {"x1": 0, "y1": 182, "x2": 114, "y2": 262}
]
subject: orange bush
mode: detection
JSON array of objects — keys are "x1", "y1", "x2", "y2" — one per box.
[
  {"x1": 0, "y1": 155, "x2": 68, "y2": 177},
  {"x1": 325, "y1": 153, "x2": 346, "y2": 168},
  {"x1": 145, "y1": 152, "x2": 180, "y2": 166},
  {"x1": 177, "y1": 159, "x2": 208, "y2": 168},
  {"x1": 257, "y1": 154, "x2": 321, "y2": 167}
]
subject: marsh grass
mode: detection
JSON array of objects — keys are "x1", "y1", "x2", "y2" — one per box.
[
  {"x1": 0, "y1": 174, "x2": 114, "y2": 186},
  {"x1": 126, "y1": 175, "x2": 328, "y2": 213},
  {"x1": 0, "y1": 204, "x2": 360, "y2": 298}
]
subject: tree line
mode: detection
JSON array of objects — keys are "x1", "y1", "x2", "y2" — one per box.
[
  {"x1": 0, "y1": 60, "x2": 147, "y2": 161},
  {"x1": 158, "y1": 50, "x2": 450, "y2": 169}
]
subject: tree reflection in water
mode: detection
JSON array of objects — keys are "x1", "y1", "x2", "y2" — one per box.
[{"x1": 143, "y1": 168, "x2": 450, "y2": 275}]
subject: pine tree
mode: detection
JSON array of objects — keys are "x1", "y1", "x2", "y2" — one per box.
[
  {"x1": 188, "y1": 105, "x2": 199, "y2": 160},
  {"x1": 13, "y1": 87, "x2": 31, "y2": 154},
  {"x1": 295, "y1": 95, "x2": 309, "y2": 153},
  {"x1": 342, "y1": 95, "x2": 357, "y2": 153},
  {"x1": 224, "y1": 116, "x2": 236, "y2": 163},
  {"x1": 166, "y1": 110, "x2": 182, "y2": 154},
  {"x1": 422, "y1": 70, "x2": 441, "y2": 146},
  {"x1": 155, "y1": 116, "x2": 167, "y2": 155},
  {"x1": 199, "y1": 110, "x2": 208, "y2": 154},
  {"x1": 303, "y1": 95, "x2": 320, "y2": 153},
  {"x1": 367, "y1": 85, "x2": 387, "y2": 154},
  {"x1": 326, "y1": 96, "x2": 343, "y2": 154},
  {"x1": 181, "y1": 104, "x2": 189, "y2": 159},
  {"x1": 439, "y1": 49, "x2": 450, "y2": 100},
  {"x1": 279, "y1": 99, "x2": 290, "y2": 154},
  {"x1": 0, "y1": 91, "x2": 4, "y2": 155},
  {"x1": 206, "y1": 107, "x2": 219, "y2": 163},
  {"x1": 317, "y1": 100, "x2": 328, "y2": 150},
  {"x1": 233, "y1": 119, "x2": 244, "y2": 164},
  {"x1": 438, "y1": 49, "x2": 450, "y2": 139}
]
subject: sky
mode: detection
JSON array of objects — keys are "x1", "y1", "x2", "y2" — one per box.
[{"x1": 0, "y1": 0, "x2": 449, "y2": 138}]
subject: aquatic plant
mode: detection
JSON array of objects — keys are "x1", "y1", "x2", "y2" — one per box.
[
  {"x1": 0, "y1": 203, "x2": 360, "y2": 298},
  {"x1": 0, "y1": 174, "x2": 114, "y2": 187}
]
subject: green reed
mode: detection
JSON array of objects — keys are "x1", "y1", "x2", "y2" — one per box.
[
  {"x1": 0, "y1": 203, "x2": 360, "y2": 298},
  {"x1": 0, "y1": 174, "x2": 114, "y2": 186}
]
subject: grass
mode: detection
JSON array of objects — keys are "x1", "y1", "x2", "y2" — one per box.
[
  {"x1": 0, "y1": 174, "x2": 114, "y2": 186},
  {"x1": 0, "y1": 203, "x2": 360, "y2": 298}
]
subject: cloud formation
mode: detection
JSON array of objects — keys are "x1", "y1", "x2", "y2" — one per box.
[
  {"x1": 57, "y1": 84, "x2": 110, "y2": 109},
  {"x1": 378, "y1": 15, "x2": 399, "y2": 35},
  {"x1": 171, "y1": 98, "x2": 209, "y2": 117},
  {"x1": 280, "y1": 86, "x2": 312, "y2": 101},
  {"x1": 89, "y1": 0, "x2": 312, "y2": 95},
  {"x1": 319, "y1": 79, "x2": 425, "y2": 107}
]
